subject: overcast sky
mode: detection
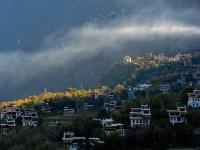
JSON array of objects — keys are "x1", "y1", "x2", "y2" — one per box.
[{"x1": 0, "y1": 0, "x2": 200, "y2": 99}]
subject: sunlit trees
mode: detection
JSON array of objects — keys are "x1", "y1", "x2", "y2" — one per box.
[
  {"x1": 0, "y1": 87, "x2": 98, "y2": 108},
  {"x1": 113, "y1": 84, "x2": 125, "y2": 94}
]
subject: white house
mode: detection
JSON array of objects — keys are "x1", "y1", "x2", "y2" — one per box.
[
  {"x1": 0, "y1": 123, "x2": 16, "y2": 136},
  {"x1": 62, "y1": 131, "x2": 103, "y2": 149},
  {"x1": 21, "y1": 109, "x2": 38, "y2": 127},
  {"x1": 123, "y1": 56, "x2": 132, "y2": 64},
  {"x1": 83, "y1": 103, "x2": 94, "y2": 112},
  {"x1": 100, "y1": 118, "x2": 114, "y2": 128},
  {"x1": 64, "y1": 107, "x2": 75, "y2": 114},
  {"x1": 139, "y1": 84, "x2": 151, "y2": 90},
  {"x1": 104, "y1": 89, "x2": 115, "y2": 100},
  {"x1": 100, "y1": 118, "x2": 126, "y2": 136},
  {"x1": 104, "y1": 123, "x2": 126, "y2": 136},
  {"x1": 130, "y1": 105, "x2": 151, "y2": 128},
  {"x1": 1, "y1": 107, "x2": 21, "y2": 120},
  {"x1": 187, "y1": 90, "x2": 200, "y2": 108},
  {"x1": 103, "y1": 101, "x2": 120, "y2": 112},
  {"x1": 62, "y1": 131, "x2": 86, "y2": 150},
  {"x1": 69, "y1": 143, "x2": 78, "y2": 150},
  {"x1": 193, "y1": 71, "x2": 200, "y2": 80},
  {"x1": 159, "y1": 84, "x2": 170, "y2": 93},
  {"x1": 40, "y1": 103, "x2": 51, "y2": 113},
  {"x1": 22, "y1": 115, "x2": 38, "y2": 127},
  {"x1": 167, "y1": 107, "x2": 187, "y2": 125},
  {"x1": 62, "y1": 131, "x2": 75, "y2": 143},
  {"x1": 0, "y1": 106, "x2": 39, "y2": 128},
  {"x1": 62, "y1": 131, "x2": 86, "y2": 142},
  {"x1": 6, "y1": 119, "x2": 16, "y2": 127}
]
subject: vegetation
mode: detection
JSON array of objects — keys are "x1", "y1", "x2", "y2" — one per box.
[{"x1": 0, "y1": 52, "x2": 200, "y2": 149}]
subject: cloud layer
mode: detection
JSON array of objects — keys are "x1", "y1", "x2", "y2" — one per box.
[
  {"x1": 0, "y1": 0, "x2": 200, "y2": 99},
  {"x1": 1, "y1": 20, "x2": 200, "y2": 84}
]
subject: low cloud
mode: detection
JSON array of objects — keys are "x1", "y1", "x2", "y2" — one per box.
[
  {"x1": 0, "y1": 0, "x2": 200, "y2": 99},
  {"x1": 1, "y1": 19, "x2": 200, "y2": 85}
]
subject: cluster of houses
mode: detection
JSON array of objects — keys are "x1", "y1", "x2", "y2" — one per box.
[
  {"x1": 122, "y1": 52, "x2": 196, "y2": 66},
  {"x1": 0, "y1": 85, "x2": 199, "y2": 143},
  {"x1": 61, "y1": 87, "x2": 127, "y2": 115},
  {"x1": 60, "y1": 88, "x2": 200, "y2": 149},
  {"x1": 129, "y1": 105, "x2": 188, "y2": 128},
  {"x1": 96, "y1": 99, "x2": 193, "y2": 137},
  {"x1": 128, "y1": 89, "x2": 200, "y2": 128},
  {"x1": 92, "y1": 88, "x2": 115, "y2": 101},
  {"x1": 158, "y1": 70, "x2": 200, "y2": 94},
  {"x1": 0, "y1": 103, "x2": 39, "y2": 136},
  {"x1": 63, "y1": 102, "x2": 95, "y2": 115},
  {"x1": 159, "y1": 71, "x2": 200, "y2": 94},
  {"x1": 93, "y1": 103, "x2": 189, "y2": 138},
  {"x1": 176, "y1": 72, "x2": 193, "y2": 86},
  {"x1": 96, "y1": 88, "x2": 200, "y2": 131},
  {"x1": 122, "y1": 52, "x2": 200, "y2": 98}
]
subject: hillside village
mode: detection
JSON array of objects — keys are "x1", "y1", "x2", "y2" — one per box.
[{"x1": 0, "y1": 51, "x2": 200, "y2": 150}]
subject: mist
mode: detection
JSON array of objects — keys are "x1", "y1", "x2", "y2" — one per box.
[{"x1": 0, "y1": 0, "x2": 200, "y2": 99}]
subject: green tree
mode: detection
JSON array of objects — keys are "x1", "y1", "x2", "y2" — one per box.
[
  {"x1": 15, "y1": 117, "x2": 22, "y2": 126},
  {"x1": 0, "y1": 138, "x2": 11, "y2": 150},
  {"x1": 97, "y1": 109, "x2": 110, "y2": 119},
  {"x1": 188, "y1": 110, "x2": 200, "y2": 127},
  {"x1": 35, "y1": 140, "x2": 57, "y2": 150},
  {"x1": 180, "y1": 87, "x2": 193, "y2": 105}
]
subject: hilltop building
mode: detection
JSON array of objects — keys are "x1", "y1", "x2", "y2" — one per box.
[{"x1": 123, "y1": 56, "x2": 132, "y2": 64}]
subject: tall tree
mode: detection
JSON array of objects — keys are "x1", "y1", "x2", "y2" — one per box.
[{"x1": 180, "y1": 87, "x2": 193, "y2": 105}]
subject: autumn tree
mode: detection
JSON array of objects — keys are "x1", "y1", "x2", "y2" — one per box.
[{"x1": 113, "y1": 84, "x2": 125, "y2": 94}]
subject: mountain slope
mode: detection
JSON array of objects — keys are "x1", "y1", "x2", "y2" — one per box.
[{"x1": 0, "y1": 0, "x2": 200, "y2": 99}]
